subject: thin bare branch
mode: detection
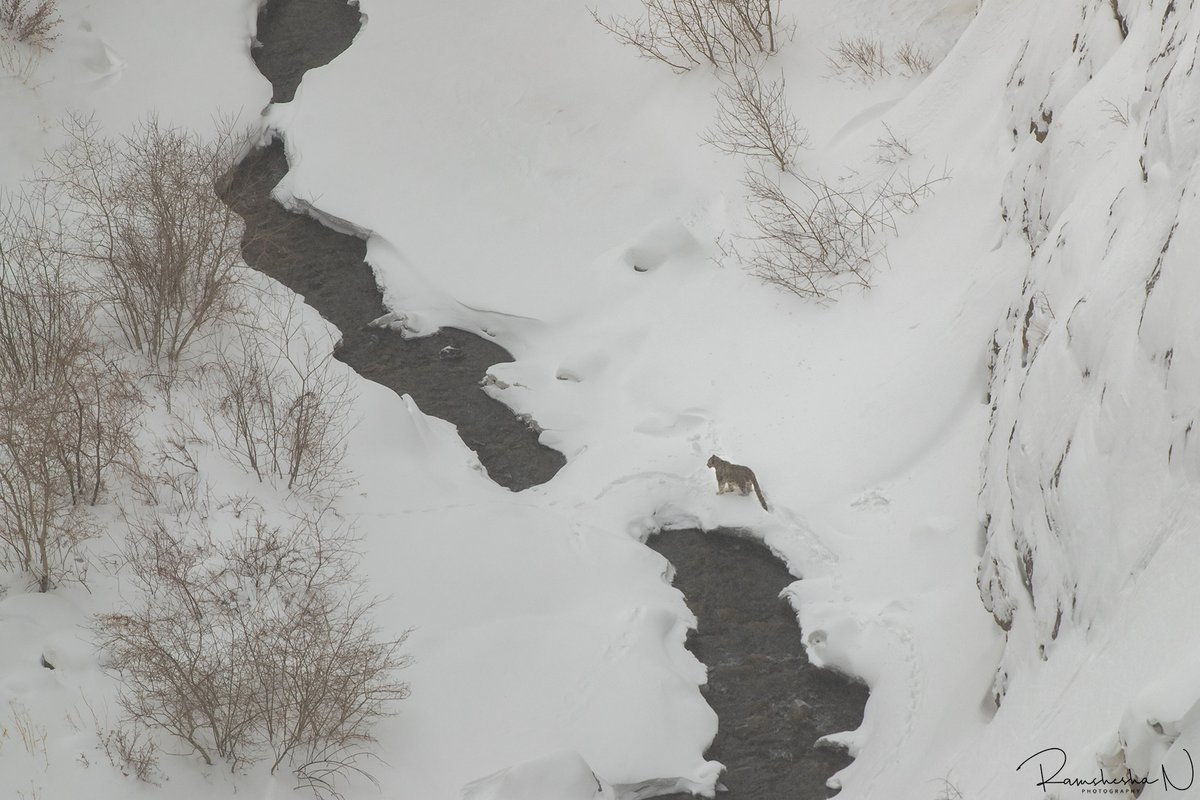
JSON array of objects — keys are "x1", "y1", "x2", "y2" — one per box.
[
  {"x1": 702, "y1": 66, "x2": 807, "y2": 170},
  {"x1": 592, "y1": 0, "x2": 785, "y2": 72}
]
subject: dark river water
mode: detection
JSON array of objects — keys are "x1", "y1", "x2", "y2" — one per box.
[
  {"x1": 649, "y1": 529, "x2": 867, "y2": 799},
  {"x1": 226, "y1": 0, "x2": 565, "y2": 492}
]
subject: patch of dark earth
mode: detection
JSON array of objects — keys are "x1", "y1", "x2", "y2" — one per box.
[
  {"x1": 648, "y1": 529, "x2": 869, "y2": 799},
  {"x1": 224, "y1": 0, "x2": 565, "y2": 491}
]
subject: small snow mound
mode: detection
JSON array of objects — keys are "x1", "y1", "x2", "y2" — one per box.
[
  {"x1": 850, "y1": 488, "x2": 891, "y2": 510},
  {"x1": 1114, "y1": 649, "x2": 1200, "y2": 788},
  {"x1": 461, "y1": 751, "x2": 614, "y2": 800},
  {"x1": 82, "y1": 40, "x2": 125, "y2": 77},
  {"x1": 368, "y1": 310, "x2": 438, "y2": 338},
  {"x1": 553, "y1": 352, "x2": 611, "y2": 384},
  {"x1": 815, "y1": 730, "x2": 857, "y2": 753},
  {"x1": 555, "y1": 367, "x2": 583, "y2": 382},
  {"x1": 619, "y1": 220, "x2": 702, "y2": 273}
]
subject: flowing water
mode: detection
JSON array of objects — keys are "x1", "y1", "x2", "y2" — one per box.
[
  {"x1": 649, "y1": 529, "x2": 868, "y2": 799},
  {"x1": 226, "y1": 0, "x2": 565, "y2": 492}
]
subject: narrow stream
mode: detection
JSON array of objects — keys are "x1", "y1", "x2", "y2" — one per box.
[
  {"x1": 649, "y1": 529, "x2": 868, "y2": 799},
  {"x1": 228, "y1": 3, "x2": 869, "y2": 797},
  {"x1": 225, "y1": 0, "x2": 565, "y2": 492}
]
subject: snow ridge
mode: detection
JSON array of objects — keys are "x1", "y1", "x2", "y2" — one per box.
[{"x1": 980, "y1": 0, "x2": 1200, "y2": 703}]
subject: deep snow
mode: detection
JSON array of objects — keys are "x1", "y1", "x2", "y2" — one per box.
[{"x1": 5, "y1": 0, "x2": 1200, "y2": 798}]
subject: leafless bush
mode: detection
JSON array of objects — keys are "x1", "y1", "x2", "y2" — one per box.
[
  {"x1": 8, "y1": 700, "x2": 49, "y2": 766},
  {"x1": 1102, "y1": 98, "x2": 1131, "y2": 127},
  {"x1": 124, "y1": 430, "x2": 210, "y2": 520},
  {"x1": 0, "y1": 37, "x2": 40, "y2": 80},
  {"x1": 703, "y1": 67, "x2": 806, "y2": 170},
  {"x1": 0, "y1": 445, "x2": 89, "y2": 591},
  {"x1": 294, "y1": 742, "x2": 386, "y2": 800},
  {"x1": 592, "y1": 0, "x2": 783, "y2": 72},
  {"x1": 42, "y1": 114, "x2": 253, "y2": 367},
  {"x1": 95, "y1": 507, "x2": 410, "y2": 792},
  {"x1": 872, "y1": 122, "x2": 912, "y2": 165},
  {"x1": 96, "y1": 721, "x2": 162, "y2": 784},
  {"x1": 0, "y1": 0, "x2": 60, "y2": 49},
  {"x1": 827, "y1": 35, "x2": 889, "y2": 80},
  {"x1": 0, "y1": 360, "x2": 136, "y2": 590},
  {"x1": 931, "y1": 776, "x2": 966, "y2": 800},
  {"x1": 0, "y1": 194, "x2": 89, "y2": 389},
  {"x1": 885, "y1": 167, "x2": 948, "y2": 214},
  {"x1": 203, "y1": 298, "x2": 353, "y2": 496},
  {"x1": 895, "y1": 42, "x2": 932, "y2": 75},
  {"x1": 744, "y1": 168, "x2": 883, "y2": 298},
  {"x1": 743, "y1": 166, "x2": 946, "y2": 299},
  {"x1": 0, "y1": 193, "x2": 140, "y2": 590}
]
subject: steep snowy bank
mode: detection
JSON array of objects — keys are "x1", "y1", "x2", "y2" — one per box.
[{"x1": 975, "y1": 0, "x2": 1200, "y2": 791}]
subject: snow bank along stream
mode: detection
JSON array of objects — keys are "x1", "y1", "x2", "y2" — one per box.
[
  {"x1": 227, "y1": 0, "x2": 869, "y2": 796},
  {"x1": 226, "y1": 0, "x2": 564, "y2": 492}
]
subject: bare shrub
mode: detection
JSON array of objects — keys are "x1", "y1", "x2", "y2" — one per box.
[
  {"x1": 931, "y1": 776, "x2": 966, "y2": 800},
  {"x1": 0, "y1": 193, "x2": 139, "y2": 590},
  {"x1": 743, "y1": 166, "x2": 946, "y2": 300},
  {"x1": 827, "y1": 35, "x2": 889, "y2": 80},
  {"x1": 0, "y1": 395, "x2": 104, "y2": 591},
  {"x1": 0, "y1": 0, "x2": 60, "y2": 49},
  {"x1": 894, "y1": 42, "x2": 932, "y2": 75},
  {"x1": 744, "y1": 168, "x2": 883, "y2": 298},
  {"x1": 7, "y1": 700, "x2": 49, "y2": 767},
  {"x1": 1102, "y1": 98, "x2": 1131, "y2": 127},
  {"x1": 42, "y1": 114, "x2": 252, "y2": 367},
  {"x1": 0, "y1": 194, "x2": 90, "y2": 390},
  {"x1": 124, "y1": 422, "x2": 204, "y2": 510},
  {"x1": 872, "y1": 122, "x2": 912, "y2": 165},
  {"x1": 55, "y1": 361, "x2": 141, "y2": 506},
  {"x1": 0, "y1": 359, "x2": 137, "y2": 591},
  {"x1": 96, "y1": 722, "x2": 162, "y2": 784},
  {"x1": 883, "y1": 168, "x2": 948, "y2": 215},
  {"x1": 0, "y1": 37, "x2": 40, "y2": 80},
  {"x1": 95, "y1": 507, "x2": 410, "y2": 791},
  {"x1": 703, "y1": 67, "x2": 806, "y2": 170},
  {"x1": 203, "y1": 297, "x2": 353, "y2": 496},
  {"x1": 592, "y1": 0, "x2": 783, "y2": 72},
  {"x1": 0, "y1": 391, "x2": 86, "y2": 591},
  {"x1": 294, "y1": 743, "x2": 386, "y2": 800}
]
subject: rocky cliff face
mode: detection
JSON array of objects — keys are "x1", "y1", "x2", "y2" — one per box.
[{"x1": 978, "y1": 0, "x2": 1200, "y2": 694}]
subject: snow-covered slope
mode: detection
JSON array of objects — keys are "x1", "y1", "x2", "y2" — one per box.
[
  {"x1": 1, "y1": 4, "x2": 273, "y2": 800},
  {"x1": 981, "y1": 0, "x2": 1198, "y2": 664},
  {"x1": 973, "y1": 0, "x2": 1200, "y2": 791},
  {"x1": 270, "y1": 0, "x2": 1200, "y2": 794},
  {"x1": 263, "y1": 0, "x2": 1020, "y2": 797},
  {"x1": 0, "y1": 0, "x2": 266, "y2": 185},
  {"x1": 8, "y1": 0, "x2": 1200, "y2": 798}
]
